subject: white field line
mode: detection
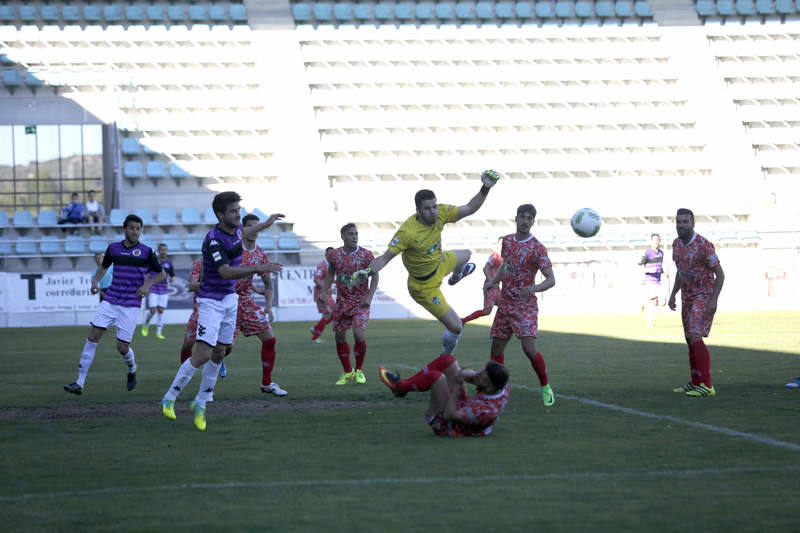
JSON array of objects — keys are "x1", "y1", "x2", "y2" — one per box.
[
  {"x1": 3, "y1": 465, "x2": 799, "y2": 502},
  {"x1": 512, "y1": 385, "x2": 800, "y2": 452}
]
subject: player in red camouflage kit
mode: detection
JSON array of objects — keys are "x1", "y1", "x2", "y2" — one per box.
[
  {"x1": 179, "y1": 258, "x2": 204, "y2": 363},
  {"x1": 310, "y1": 247, "x2": 335, "y2": 343},
  {"x1": 668, "y1": 208, "x2": 725, "y2": 397},
  {"x1": 323, "y1": 223, "x2": 378, "y2": 385},
  {"x1": 485, "y1": 204, "x2": 556, "y2": 407},
  {"x1": 461, "y1": 249, "x2": 503, "y2": 324}
]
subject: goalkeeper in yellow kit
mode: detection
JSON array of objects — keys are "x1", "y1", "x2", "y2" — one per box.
[{"x1": 351, "y1": 170, "x2": 500, "y2": 355}]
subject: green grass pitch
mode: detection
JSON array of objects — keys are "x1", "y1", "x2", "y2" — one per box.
[{"x1": 1, "y1": 310, "x2": 799, "y2": 532}]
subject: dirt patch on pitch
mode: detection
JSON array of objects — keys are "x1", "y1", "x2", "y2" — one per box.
[{"x1": 0, "y1": 399, "x2": 396, "y2": 421}]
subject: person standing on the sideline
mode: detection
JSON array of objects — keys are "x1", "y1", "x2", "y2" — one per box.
[
  {"x1": 350, "y1": 170, "x2": 501, "y2": 356},
  {"x1": 668, "y1": 208, "x2": 725, "y2": 397},
  {"x1": 323, "y1": 223, "x2": 378, "y2": 385},
  {"x1": 378, "y1": 355, "x2": 509, "y2": 437},
  {"x1": 231, "y1": 213, "x2": 287, "y2": 396},
  {"x1": 461, "y1": 244, "x2": 503, "y2": 324},
  {"x1": 484, "y1": 203, "x2": 556, "y2": 407},
  {"x1": 160, "y1": 191, "x2": 283, "y2": 431},
  {"x1": 639, "y1": 233, "x2": 667, "y2": 327},
  {"x1": 140, "y1": 243, "x2": 175, "y2": 339},
  {"x1": 310, "y1": 247, "x2": 335, "y2": 343},
  {"x1": 64, "y1": 214, "x2": 165, "y2": 395},
  {"x1": 91, "y1": 252, "x2": 114, "y2": 303}
]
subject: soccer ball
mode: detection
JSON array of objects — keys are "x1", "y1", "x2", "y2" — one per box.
[{"x1": 570, "y1": 208, "x2": 602, "y2": 238}]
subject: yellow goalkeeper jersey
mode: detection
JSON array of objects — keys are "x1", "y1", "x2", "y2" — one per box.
[{"x1": 387, "y1": 203, "x2": 459, "y2": 279}]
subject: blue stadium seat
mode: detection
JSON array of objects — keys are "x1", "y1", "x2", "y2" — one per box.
[
  {"x1": 278, "y1": 232, "x2": 300, "y2": 250},
  {"x1": 209, "y1": 5, "x2": 226, "y2": 22},
  {"x1": 38, "y1": 210, "x2": 58, "y2": 226},
  {"x1": 160, "y1": 234, "x2": 182, "y2": 252},
  {"x1": 775, "y1": 0, "x2": 793, "y2": 13},
  {"x1": 16, "y1": 237, "x2": 36, "y2": 255},
  {"x1": 203, "y1": 207, "x2": 217, "y2": 224},
  {"x1": 62, "y1": 5, "x2": 80, "y2": 22},
  {"x1": 416, "y1": 2, "x2": 435, "y2": 19},
  {"x1": 19, "y1": 5, "x2": 37, "y2": 21},
  {"x1": 555, "y1": 1, "x2": 575, "y2": 17},
  {"x1": 293, "y1": 3, "x2": 312, "y2": 21},
  {"x1": 575, "y1": 0, "x2": 594, "y2": 17},
  {"x1": 2, "y1": 70, "x2": 21, "y2": 88},
  {"x1": 0, "y1": 211, "x2": 8, "y2": 228},
  {"x1": 180, "y1": 207, "x2": 202, "y2": 225},
  {"x1": 134, "y1": 208, "x2": 154, "y2": 226},
  {"x1": 375, "y1": 3, "x2": 394, "y2": 19},
  {"x1": 495, "y1": 1, "x2": 514, "y2": 18},
  {"x1": 756, "y1": 0, "x2": 776, "y2": 12},
  {"x1": 89, "y1": 235, "x2": 107, "y2": 254},
  {"x1": 455, "y1": 2, "x2": 474, "y2": 18},
  {"x1": 0, "y1": 54, "x2": 13, "y2": 66},
  {"x1": 314, "y1": 3, "x2": 333, "y2": 20},
  {"x1": 696, "y1": 0, "x2": 715, "y2": 15},
  {"x1": 25, "y1": 72, "x2": 43, "y2": 88},
  {"x1": 123, "y1": 161, "x2": 143, "y2": 179},
  {"x1": 84, "y1": 5, "x2": 101, "y2": 22},
  {"x1": 257, "y1": 235, "x2": 276, "y2": 251},
  {"x1": 121, "y1": 137, "x2": 141, "y2": 156},
  {"x1": 40, "y1": 236, "x2": 61, "y2": 255},
  {"x1": 184, "y1": 233, "x2": 205, "y2": 252},
  {"x1": 41, "y1": 5, "x2": 59, "y2": 21},
  {"x1": 157, "y1": 207, "x2": 178, "y2": 225},
  {"x1": 126, "y1": 5, "x2": 144, "y2": 22},
  {"x1": 139, "y1": 233, "x2": 156, "y2": 250},
  {"x1": 0, "y1": 238, "x2": 9, "y2": 256},
  {"x1": 615, "y1": 1, "x2": 635, "y2": 17},
  {"x1": 334, "y1": 3, "x2": 353, "y2": 20},
  {"x1": 189, "y1": 5, "x2": 206, "y2": 22},
  {"x1": 536, "y1": 2, "x2": 556, "y2": 18},
  {"x1": 147, "y1": 161, "x2": 166, "y2": 179},
  {"x1": 13, "y1": 210, "x2": 34, "y2": 227},
  {"x1": 65, "y1": 235, "x2": 85, "y2": 254},
  {"x1": 435, "y1": 3, "x2": 456, "y2": 18},
  {"x1": 169, "y1": 163, "x2": 189, "y2": 179},
  {"x1": 354, "y1": 4, "x2": 372, "y2": 19},
  {"x1": 0, "y1": 6, "x2": 14, "y2": 21},
  {"x1": 475, "y1": 1, "x2": 495, "y2": 18},
  {"x1": 109, "y1": 209, "x2": 126, "y2": 226},
  {"x1": 104, "y1": 5, "x2": 122, "y2": 22},
  {"x1": 147, "y1": 5, "x2": 164, "y2": 21},
  {"x1": 736, "y1": 0, "x2": 756, "y2": 14},
  {"x1": 717, "y1": 0, "x2": 736, "y2": 15},
  {"x1": 230, "y1": 4, "x2": 247, "y2": 22},
  {"x1": 395, "y1": 3, "x2": 414, "y2": 19},
  {"x1": 634, "y1": 1, "x2": 654, "y2": 16},
  {"x1": 595, "y1": 0, "x2": 614, "y2": 17},
  {"x1": 168, "y1": 5, "x2": 186, "y2": 22}
]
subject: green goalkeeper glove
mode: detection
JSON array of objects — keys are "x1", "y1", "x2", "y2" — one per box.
[
  {"x1": 347, "y1": 268, "x2": 373, "y2": 289},
  {"x1": 481, "y1": 169, "x2": 500, "y2": 188}
]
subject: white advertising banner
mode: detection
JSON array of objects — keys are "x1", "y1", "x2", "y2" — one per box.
[
  {"x1": 276, "y1": 265, "x2": 400, "y2": 307},
  {"x1": 4, "y1": 271, "x2": 97, "y2": 313}
]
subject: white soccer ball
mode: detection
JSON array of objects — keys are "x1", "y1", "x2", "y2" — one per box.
[{"x1": 570, "y1": 208, "x2": 602, "y2": 238}]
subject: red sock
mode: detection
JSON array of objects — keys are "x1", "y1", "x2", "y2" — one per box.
[
  {"x1": 529, "y1": 352, "x2": 548, "y2": 386},
  {"x1": 461, "y1": 309, "x2": 484, "y2": 324},
  {"x1": 180, "y1": 349, "x2": 192, "y2": 363},
  {"x1": 688, "y1": 343, "x2": 700, "y2": 385},
  {"x1": 490, "y1": 353, "x2": 505, "y2": 364},
  {"x1": 261, "y1": 337, "x2": 277, "y2": 385},
  {"x1": 690, "y1": 340, "x2": 711, "y2": 387},
  {"x1": 336, "y1": 342, "x2": 352, "y2": 373},
  {"x1": 425, "y1": 353, "x2": 456, "y2": 373},
  {"x1": 354, "y1": 340, "x2": 366, "y2": 370},
  {"x1": 397, "y1": 370, "x2": 442, "y2": 394},
  {"x1": 312, "y1": 317, "x2": 332, "y2": 340}
]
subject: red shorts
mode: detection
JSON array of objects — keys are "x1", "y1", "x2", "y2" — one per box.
[
  {"x1": 184, "y1": 307, "x2": 199, "y2": 344},
  {"x1": 490, "y1": 301, "x2": 538, "y2": 339},
  {"x1": 236, "y1": 296, "x2": 272, "y2": 337},
  {"x1": 333, "y1": 301, "x2": 370, "y2": 332},
  {"x1": 484, "y1": 287, "x2": 501, "y2": 310},
  {"x1": 681, "y1": 295, "x2": 714, "y2": 337},
  {"x1": 316, "y1": 294, "x2": 335, "y2": 315}
]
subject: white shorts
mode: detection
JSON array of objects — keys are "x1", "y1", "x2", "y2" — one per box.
[
  {"x1": 91, "y1": 300, "x2": 140, "y2": 343},
  {"x1": 196, "y1": 293, "x2": 239, "y2": 346},
  {"x1": 147, "y1": 292, "x2": 169, "y2": 309}
]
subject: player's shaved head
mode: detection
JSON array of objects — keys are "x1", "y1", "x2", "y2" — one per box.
[
  {"x1": 676, "y1": 208, "x2": 694, "y2": 221},
  {"x1": 414, "y1": 189, "x2": 436, "y2": 209},
  {"x1": 517, "y1": 204, "x2": 536, "y2": 218}
]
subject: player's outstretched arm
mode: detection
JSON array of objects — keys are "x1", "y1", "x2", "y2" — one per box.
[
  {"x1": 217, "y1": 262, "x2": 282, "y2": 281},
  {"x1": 242, "y1": 213, "x2": 285, "y2": 240},
  {"x1": 456, "y1": 170, "x2": 500, "y2": 221}
]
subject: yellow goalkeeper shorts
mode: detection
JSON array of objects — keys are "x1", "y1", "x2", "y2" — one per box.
[{"x1": 406, "y1": 250, "x2": 459, "y2": 319}]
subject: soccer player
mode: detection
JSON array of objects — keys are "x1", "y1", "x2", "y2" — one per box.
[
  {"x1": 352, "y1": 170, "x2": 500, "y2": 355},
  {"x1": 461, "y1": 246, "x2": 503, "y2": 324},
  {"x1": 378, "y1": 355, "x2": 509, "y2": 437},
  {"x1": 179, "y1": 257, "x2": 204, "y2": 364},
  {"x1": 233, "y1": 213, "x2": 287, "y2": 396},
  {"x1": 64, "y1": 214, "x2": 165, "y2": 395},
  {"x1": 639, "y1": 233, "x2": 667, "y2": 327},
  {"x1": 668, "y1": 208, "x2": 725, "y2": 398},
  {"x1": 141, "y1": 243, "x2": 175, "y2": 339},
  {"x1": 310, "y1": 247, "x2": 335, "y2": 343},
  {"x1": 324, "y1": 223, "x2": 378, "y2": 385},
  {"x1": 160, "y1": 191, "x2": 283, "y2": 431},
  {"x1": 485, "y1": 204, "x2": 556, "y2": 406}
]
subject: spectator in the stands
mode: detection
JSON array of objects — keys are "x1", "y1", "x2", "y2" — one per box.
[
  {"x1": 85, "y1": 190, "x2": 105, "y2": 235},
  {"x1": 59, "y1": 192, "x2": 84, "y2": 234}
]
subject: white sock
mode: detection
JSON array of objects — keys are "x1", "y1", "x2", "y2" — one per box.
[
  {"x1": 121, "y1": 347, "x2": 136, "y2": 374},
  {"x1": 193, "y1": 360, "x2": 221, "y2": 408},
  {"x1": 156, "y1": 313, "x2": 164, "y2": 335},
  {"x1": 163, "y1": 359, "x2": 199, "y2": 401},
  {"x1": 76, "y1": 339, "x2": 98, "y2": 387},
  {"x1": 441, "y1": 329, "x2": 462, "y2": 355}
]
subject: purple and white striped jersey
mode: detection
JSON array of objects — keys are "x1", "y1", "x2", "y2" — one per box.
[
  {"x1": 148, "y1": 259, "x2": 174, "y2": 295},
  {"x1": 198, "y1": 225, "x2": 243, "y2": 300},
  {"x1": 640, "y1": 248, "x2": 664, "y2": 285},
  {"x1": 101, "y1": 241, "x2": 163, "y2": 307}
]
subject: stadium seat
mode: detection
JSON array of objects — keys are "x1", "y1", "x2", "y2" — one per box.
[
  {"x1": 184, "y1": 233, "x2": 205, "y2": 252},
  {"x1": 696, "y1": 0, "x2": 715, "y2": 15},
  {"x1": 555, "y1": 1, "x2": 575, "y2": 17},
  {"x1": 134, "y1": 208, "x2": 154, "y2": 226},
  {"x1": 62, "y1": 5, "x2": 80, "y2": 22},
  {"x1": 495, "y1": 1, "x2": 514, "y2": 18},
  {"x1": 126, "y1": 5, "x2": 144, "y2": 22},
  {"x1": 203, "y1": 207, "x2": 217, "y2": 224},
  {"x1": 717, "y1": 0, "x2": 736, "y2": 16},
  {"x1": 180, "y1": 207, "x2": 202, "y2": 225},
  {"x1": 354, "y1": 3, "x2": 372, "y2": 19},
  {"x1": 84, "y1": 5, "x2": 101, "y2": 22},
  {"x1": 314, "y1": 3, "x2": 333, "y2": 20},
  {"x1": 0, "y1": 211, "x2": 8, "y2": 228},
  {"x1": 64, "y1": 235, "x2": 86, "y2": 254},
  {"x1": 15, "y1": 237, "x2": 36, "y2": 255},
  {"x1": 189, "y1": 5, "x2": 206, "y2": 22},
  {"x1": 595, "y1": 0, "x2": 615, "y2": 17},
  {"x1": 375, "y1": 3, "x2": 393, "y2": 19},
  {"x1": 575, "y1": 0, "x2": 594, "y2": 17},
  {"x1": 775, "y1": 0, "x2": 793, "y2": 12},
  {"x1": 455, "y1": 2, "x2": 474, "y2": 18},
  {"x1": 38, "y1": 210, "x2": 58, "y2": 226},
  {"x1": 2, "y1": 70, "x2": 21, "y2": 88},
  {"x1": 121, "y1": 137, "x2": 141, "y2": 156},
  {"x1": 146, "y1": 161, "x2": 166, "y2": 179},
  {"x1": 40, "y1": 236, "x2": 61, "y2": 255},
  {"x1": 756, "y1": 0, "x2": 777, "y2": 12},
  {"x1": 0, "y1": 54, "x2": 13, "y2": 66},
  {"x1": 615, "y1": 1, "x2": 635, "y2": 17},
  {"x1": 146, "y1": 5, "x2": 164, "y2": 21},
  {"x1": 139, "y1": 233, "x2": 156, "y2": 249},
  {"x1": 395, "y1": 3, "x2": 414, "y2": 19},
  {"x1": 157, "y1": 207, "x2": 178, "y2": 225},
  {"x1": 209, "y1": 5, "x2": 226, "y2": 22},
  {"x1": 109, "y1": 209, "x2": 126, "y2": 226},
  {"x1": 230, "y1": 4, "x2": 247, "y2": 22},
  {"x1": 257, "y1": 235, "x2": 276, "y2": 251},
  {"x1": 124, "y1": 161, "x2": 143, "y2": 179},
  {"x1": 25, "y1": 72, "x2": 43, "y2": 88},
  {"x1": 19, "y1": 5, "x2": 37, "y2": 21},
  {"x1": 13, "y1": 210, "x2": 34, "y2": 228},
  {"x1": 104, "y1": 5, "x2": 122, "y2": 22},
  {"x1": 736, "y1": 0, "x2": 757, "y2": 14},
  {"x1": 435, "y1": 3, "x2": 455, "y2": 19},
  {"x1": 278, "y1": 231, "x2": 300, "y2": 250},
  {"x1": 536, "y1": 2, "x2": 556, "y2": 18},
  {"x1": 168, "y1": 5, "x2": 186, "y2": 22},
  {"x1": 161, "y1": 234, "x2": 182, "y2": 252},
  {"x1": 0, "y1": 238, "x2": 10, "y2": 256},
  {"x1": 168, "y1": 163, "x2": 189, "y2": 179},
  {"x1": 416, "y1": 2, "x2": 435, "y2": 19},
  {"x1": 0, "y1": 5, "x2": 14, "y2": 21},
  {"x1": 293, "y1": 3, "x2": 312, "y2": 21},
  {"x1": 89, "y1": 235, "x2": 107, "y2": 254},
  {"x1": 634, "y1": 1, "x2": 654, "y2": 16},
  {"x1": 475, "y1": 1, "x2": 495, "y2": 18},
  {"x1": 334, "y1": 3, "x2": 353, "y2": 20}
]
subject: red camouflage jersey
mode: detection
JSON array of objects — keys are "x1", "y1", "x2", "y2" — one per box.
[
  {"x1": 313, "y1": 259, "x2": 333, "y2": 300},
  {"x1": 672, "y1": 233, "x2": 720, "y2": 300},
  {"x1": 189, "y1": 258, "x2": 203, "y2": 305},
  {"x1": 235, "y1": 244, "x2": 270, "y2": 297},
  {"x1": 486, "y1": 251, "x2": 503, "y2": 279},
  {"x1": 499, "y1": 234, "x2": 552, "y2": 304},
  {"x1": 330, "y1": 246, "x2": 375, "y2": 310},
  {"x1": 433, "y1": 385, "x2": 510, "y2": 437}
]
